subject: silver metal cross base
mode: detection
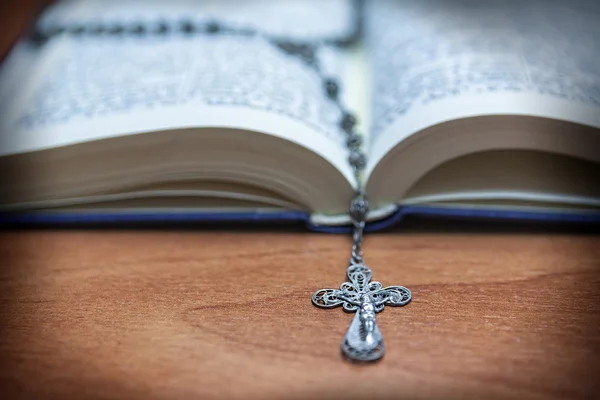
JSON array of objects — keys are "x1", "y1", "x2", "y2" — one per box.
[{"x1": 312, "y1": 263, "x2": 411, "y2": 362}]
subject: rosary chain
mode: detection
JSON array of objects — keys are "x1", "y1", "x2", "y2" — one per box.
[{"x1": 27, "y1": 4, "x2": 369, "y2": 263}]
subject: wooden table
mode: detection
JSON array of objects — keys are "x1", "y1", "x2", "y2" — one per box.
[
  {"x1": 2, "y1": 232, "x2": 599, "y2": 399},
  {"x1": 1, "y1": 3, "x2": 599, "y2": 399}
]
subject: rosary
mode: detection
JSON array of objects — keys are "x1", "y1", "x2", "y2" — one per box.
[{"x1": 29, "y1": 0, "x2": 411, "y2": 363}]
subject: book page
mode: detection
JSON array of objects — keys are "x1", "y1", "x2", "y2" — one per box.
[
  {"x1": 365, "y1": 0, "x2": 600, "y2": 175},
  {"x1": 0, "y1": 0, "x2": 357, "y2": 184}
]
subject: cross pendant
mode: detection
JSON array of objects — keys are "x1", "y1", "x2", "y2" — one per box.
[{"x1": 312, "y1": 263, "x2": 411, "y2": 362}]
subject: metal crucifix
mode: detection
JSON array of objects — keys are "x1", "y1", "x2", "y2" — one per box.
[{"x1": 312, "y1": 263, "x2": 411, "y2": 362}]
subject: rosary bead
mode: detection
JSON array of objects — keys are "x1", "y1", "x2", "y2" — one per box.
[
  {"x1": 109, "y1": 24, "x2": 124, "y2": 35},
  {"x1": 346, "y1": 134, "x2": 362, "y2": 148},
  {"x1": 90, "y1": 25, "x2": 105, "y2": 35},
  {"x1": 130, "y1": 23, "x2": 146, "y2": 35},
  {"x1": 28, "y1": 29, "x2": 48, "y2": 46},
  {"x1": 274, "y1": 40, "x2": 296, "y2": 54},
  {"x1": 348, "y1": 151, "x2": 366, "y2": 169},
  {"x1": 274, "y1": 41, "x2": 316, "y2": 65},
  {"x1": 349, "y1": 196, "x2": 370, "y2": 222},
  {"x1": 67, "y1": 25, "x2": 85, "y2": 35},
  {"x1": 340, "y1": 113, "x2": 357, "y2": 133},
  {"x1": 46, "y1": 25, "x2": 66, "y2": 37},
  {"x1": 180, "y1": 20, "x2": 195, "y2": 34},
  {"x1": 301, "y1": 51, "x2": 317, "y2": 66},
  {"x1": 238, "y1": 27, "x2": 257, "y2": 36},
  {"x1": 325, "y1": 78, "x2": 339, "y2": 99},
  {"x1": 295, "y1": 44, "x2": 316, "y2": 65},
  {"x1": 332, "y1": 38, "x2": 351, "y2": 47},
  {"x1": 206, "y1": 21, "x2": 220, "y2": 33},
  {"x1": 155, "y1": 22, "x2": 169, "y2": 35}
]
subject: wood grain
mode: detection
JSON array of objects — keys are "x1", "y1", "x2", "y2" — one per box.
[
  {"x1": 1, "y1": 232, "x2": 599, "y2": 400},
  {"x1": 1, "y1": 2, "x2": 600, "y2": 399}
]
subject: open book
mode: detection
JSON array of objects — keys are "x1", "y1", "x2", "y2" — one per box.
[{"x1": 1, "y1": 0, "x2": 599, "y2": 230}]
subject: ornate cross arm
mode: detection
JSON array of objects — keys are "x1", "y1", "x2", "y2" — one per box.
[{"x1": 312, "y1": 264, "x2": 411, "y2": 362}]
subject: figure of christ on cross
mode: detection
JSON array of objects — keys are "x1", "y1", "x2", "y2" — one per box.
[{"x1": 312, "y1": 264, "x2": 412, "y2": 362}]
